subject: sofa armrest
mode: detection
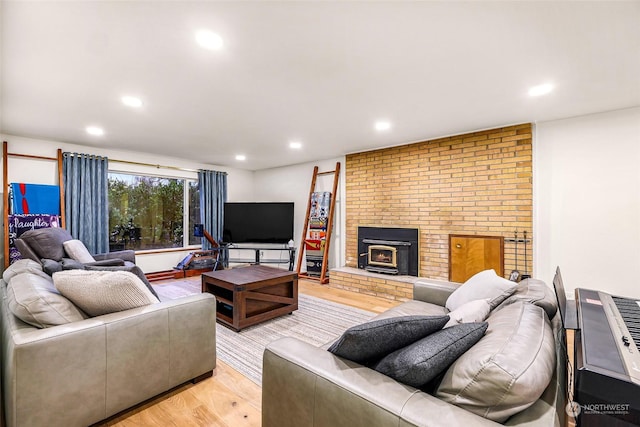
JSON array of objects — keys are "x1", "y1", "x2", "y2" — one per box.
[
  {"x1": 94, "y1": 250, "x2": 136, "y2": 264},
  {"x1": 83, "y1": 258, "x2": 126, "y2": 267},
  {"x1": 413, "y1": 278, "x2": 459, "y2": 306},
  {"x1": 263, "y1": 337, "x2": 500, "y2": 427}
]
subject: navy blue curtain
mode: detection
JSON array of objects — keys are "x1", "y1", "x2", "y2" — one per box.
[
  {"x1": 198, "y1": 170, "x2": 227, "y2": 251},
  {"x1": 62, "y1": 153, "x2": 109, "y2": 254}
]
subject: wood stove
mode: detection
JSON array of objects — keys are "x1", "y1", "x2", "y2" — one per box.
[
  {"x1": 358, "y1": 227, "x2": 419, "y2": 276},
  {"x1": 368, "y1": 245, "x2": 397, "y2": 268}
]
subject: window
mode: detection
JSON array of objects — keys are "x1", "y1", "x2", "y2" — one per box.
[
  {"x1": 188, "y1": 180, "x2": 200, "y2": 246},
  {"x1": 108, "y1": 173, "x2": 200, "y2": 251}
]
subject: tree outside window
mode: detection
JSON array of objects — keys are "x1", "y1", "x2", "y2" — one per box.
[{"x1": 108, "y1": 173, "x2": 199, "y2": 251}]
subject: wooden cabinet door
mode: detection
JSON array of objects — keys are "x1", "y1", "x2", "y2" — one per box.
[{"x1": 449, "y1": 234, "x2": 504, "y2": 283}]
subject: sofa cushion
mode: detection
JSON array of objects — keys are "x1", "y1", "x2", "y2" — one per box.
[
  {"x1": 327, "y1": 315, "x2": 450, "y2": 364},
  {"x1": 63, "y1": 239, "x2": 96, "y2": 263},
  {"x1": 445, "y1": 269, "x2": 517, "y2": 311},
  {"x1": 444, "y1": 298, "x2": 491, "y2": 328},
  {"x1": 436, "y1": 301, "x2": 555, "y2": 422},
  {"x1": 53, "y1": 270, "x2": 159, "y2": 316},
  {"x1": 6, "y1": 272, "x2": 87, "y2": 328},
  {"x1": 2, "y1": 259, "x2": 50, "y2": 283},
  {"x1": 373, "y1": 322, "x2": 488, "y2": 388},
  {"x1": 19, "y1": 227, "x2": 73, "y2": 261},
  {"x1": 496, "y1": 278, "x2": 557, "y2": 319},
  {"x1": 84, "y1": 264, "x2": 159, "y2": 299}
]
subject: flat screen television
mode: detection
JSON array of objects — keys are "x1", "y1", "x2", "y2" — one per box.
[{"x1": 223, "y1": 202, "x2": 294, "y2": 244}]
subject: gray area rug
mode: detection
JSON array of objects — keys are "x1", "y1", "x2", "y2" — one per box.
[
  {"x1": 154, "y1": 281, "x2": 201, "y2": 301},
  {"x1": 216, "y1": 294, "x2": 375, "y2": 385},
  {"x1": 154, "y1": 281, "x2": 375, "y2": 385}
]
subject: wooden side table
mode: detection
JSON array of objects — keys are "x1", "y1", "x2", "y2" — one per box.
[{"x1": 201, "y1": 265, "x2": 298, "y2": 331}]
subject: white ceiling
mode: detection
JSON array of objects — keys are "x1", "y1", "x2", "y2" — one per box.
[{"x1": 1, "y1": 1, "x2": 639, "y2": 171}]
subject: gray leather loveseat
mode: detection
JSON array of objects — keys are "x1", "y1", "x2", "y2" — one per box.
[
  {"x1": 0, "y1": 260, "x2": 216, "y2": 427},
  {"x1": 263, "y1": 277, "x2": 566, "y2": 427}
]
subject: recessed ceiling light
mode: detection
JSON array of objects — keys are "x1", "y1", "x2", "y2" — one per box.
[
  {"x1": 528, "y1": 83, "x2": 554, "y2": 97},
  {"x1": 121, "y1": 95, "x2": 143, "y2": 108},
  {"x1": 235, "y1": 154, "x2": 246, "y2": 161},
  {"x1": 374, "y1": 121, "x2": 392, "y2": 131},
  {"x1": 289, "y1": 141, "x2": 302, "y2": 149},
  {"x1": 195, "y1": 30, "x2": 224, "y2": 51},
  {"x1": 86, "y1": 126, "x2": 104, "y2": 136}
]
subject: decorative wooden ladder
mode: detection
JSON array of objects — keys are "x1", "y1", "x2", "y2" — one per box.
[
  {"x1": 296, "y1": 162, "x2": 340, "y2": 284},
  {"x1": 3, "y1": 141, "x2": 66, "y2": 269}
]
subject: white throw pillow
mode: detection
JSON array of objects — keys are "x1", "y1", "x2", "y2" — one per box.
[
  {"x1": 446, "y1": 269, "x2": 517, "y2": 312},
  {"x1": 444, "y1": 298, "x2": 491, "y2": 328},
  {"x1": 63, "y1": 239, "x2": 96, "y2": 263},
  {"x1": 53, "y1": 270, "x2": 159, "y2": 316}
]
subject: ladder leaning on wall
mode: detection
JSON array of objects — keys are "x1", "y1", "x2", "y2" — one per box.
[
  {"x1": 296, "y1": 162, "x2": 340, "y2": 284},
  {"x1": 3, "y1": 141, "x2": 66, "y2": 269}
]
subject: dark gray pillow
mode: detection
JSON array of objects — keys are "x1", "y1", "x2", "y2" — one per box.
[
  {"x1": 19, "y1": 228, "x2": 73, "y2": 261},
  {"x1": 84, "y1": 264, "x2": 159, "y2": 299},
  {"x1": 327, "y1": 315, "x2": 450, "y2": 363},
  {"x1": 373, "y1": 322, "x2": 488, "y2": 388},
  {"x1": 42, "y1": 258, "x2": 63, "y2": 275},
  {"x1": 61, "y1": 258, "x2": 86, "y2": 270}
]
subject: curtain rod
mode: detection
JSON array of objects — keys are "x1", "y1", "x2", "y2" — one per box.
[
  {"x1": 63, "y1": 153, "x2": 200, "y2": 173},
  {"x1": 9, "y1": 149, "x2": 221, "y2": 174},
  {"x1": 108, "y1": 158, "x2": 199, "y2": 173}
]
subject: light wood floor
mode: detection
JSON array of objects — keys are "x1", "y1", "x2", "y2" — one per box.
[{"x1": 95, "y1": 277, "x2": 400, "y2": 427}]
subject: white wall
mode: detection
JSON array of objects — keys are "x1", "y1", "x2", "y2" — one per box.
[
  {"x1": 534, "y1": 107, "x2": 640, "y2": 298},
  {"x1": 9, "y1": 106, "x2": 640, "y2": 287},
  {"x1": 253, "y1": 157, "x2": 345, "y2": 271},
  {"x1": 1, "y1": 134, "x2": 255, "y2": 272}
]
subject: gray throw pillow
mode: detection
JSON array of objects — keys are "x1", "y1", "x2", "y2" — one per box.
[
  {"x1": 327, "y1": 315, "x2": 450, "y2": 363},
  {"x1": 42, "y1": 258, "x2": 63, "y2": 275},
  {"x1": 373, "y1": 322, "x2": 488, "y2": 388},
  {"x1": 84, "y1": 265, "x2": 159, "y2": 299},
  {"x1": 19, "y1": 227, "x2": 73, "y2": 261},
  {"x1": 61, "y1": 258, "x2": 86, "y2": 270}
]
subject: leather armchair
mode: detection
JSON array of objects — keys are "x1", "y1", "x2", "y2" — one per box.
[{"x1": 15, "y1": 227, "x2": 136, "y2": 270}]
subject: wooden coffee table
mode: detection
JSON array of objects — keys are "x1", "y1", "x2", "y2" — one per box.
[{"x1": 201, "y1": 265, "x2": 298, "y2": 331}]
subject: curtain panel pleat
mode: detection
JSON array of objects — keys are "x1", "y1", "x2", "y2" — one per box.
[
  {"x1": 198, "y1": 170, "x2": 227, "y2": 252},
  {"x1": 62, "y1": 152, "x2": 109, "y2": 254}
]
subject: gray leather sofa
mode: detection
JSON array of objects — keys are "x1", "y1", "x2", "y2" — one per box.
[
  {"x1": 0, "y1": 266, "x2": 216, "y2": 427},
  {"x1": 263, "y1": 278, "x2": 566, "y2": 427}
]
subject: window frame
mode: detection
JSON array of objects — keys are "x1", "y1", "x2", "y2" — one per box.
[{"x1": 107, "y1": 169, "x2": 201, "y2": 252}]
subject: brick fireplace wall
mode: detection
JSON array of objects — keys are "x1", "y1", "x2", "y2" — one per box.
[{"x1": 344, "y1": 123, "x2": 533, "y2": 286}]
